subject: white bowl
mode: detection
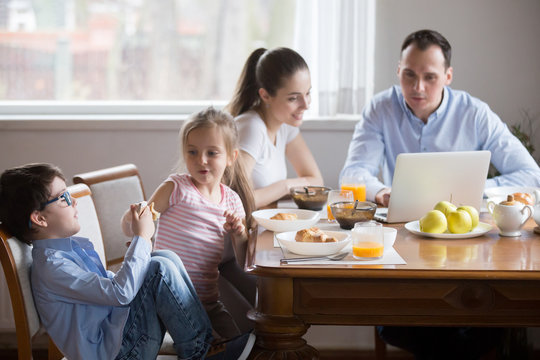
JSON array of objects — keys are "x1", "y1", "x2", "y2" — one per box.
[
  {"x1": 275, "y1": 230, "x2": 351, "y2": 256},
  {"x1": 383, "y1": 227, "x2": 397, "y2": 248},
  {"x1": 252, "y1": 209, "x2": 320, "y2": 232}
]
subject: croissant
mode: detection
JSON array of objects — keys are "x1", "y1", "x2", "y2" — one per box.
[
  {"x1": 271, "y1": 213, "x2": 298, "y2": 220},
  {"x1": 295, "y1": 227, "x2": 338, "y2": 243},
  {"x1": 148, "y1": 202, "x2": 161, "y2": 221},
  {"x1": 512, "y1": 192, "x2": 534, "y2": 206},
  {"x1": 138, "y1": 201, "x2": 160, "y2": 221}
]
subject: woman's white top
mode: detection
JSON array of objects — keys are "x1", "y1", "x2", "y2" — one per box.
[{"x1": 236, "y1": 110, "x2": 299, "y2": 189}]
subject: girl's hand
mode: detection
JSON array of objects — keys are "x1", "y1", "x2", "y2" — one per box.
[{"x1": 223, "y1": 209, "x2": 245, "y2": 235}]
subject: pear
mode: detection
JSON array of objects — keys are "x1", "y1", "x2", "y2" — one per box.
[
  {"x1": 434, "y1": 200, "x2": 457, "y2": 217},
  {"x1": 447, "y1": 209, "x2": 473, "y2": 234},
  {"x1": 419, "y1": 210, "x2": 447, "y2": 233},
  {"x1": 456, "y1": 205, "x2": 479, "y2": 230}
]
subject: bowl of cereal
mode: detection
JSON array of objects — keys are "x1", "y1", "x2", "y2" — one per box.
[
  {"x1": 330, "y1": 201, "x2": 377, "y2": 230},
  {"x1": 290, "y1": 186, "x2": 332, "y2": 211}
]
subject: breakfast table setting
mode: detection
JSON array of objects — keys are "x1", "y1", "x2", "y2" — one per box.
[
  {"x1": 244, "y1": 184, "x2": 540, "y2": 359},
  {"x1": 251, "y1": 185, "x2": 540, "y2": 267}
]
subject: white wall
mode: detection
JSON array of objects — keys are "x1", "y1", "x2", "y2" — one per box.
[
  {"x1": 1, "y1": 0, "x2": 539, "y2": 350},
  {"x1": 374, "y1": 0, "x2": 540, "y2": 162}
]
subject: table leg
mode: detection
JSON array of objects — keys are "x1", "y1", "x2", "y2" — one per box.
[{"x1": 247, "y1": 276, "x2": 318, "y2": 359}]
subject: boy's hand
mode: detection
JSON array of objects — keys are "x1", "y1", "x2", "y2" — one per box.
[
  {"x1": 130, "y1": 203, "x2": 155, "y2": 244},
  {"x1": 223, "y1": 210, "x2": 245, "y2": 236}
]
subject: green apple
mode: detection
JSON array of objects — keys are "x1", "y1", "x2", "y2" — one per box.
[
  {"x1": 434, "y1": 201, "x2": 457, "y2": 217},
  {"x1": 419, "y1": 210, "x2": 448, "y2": 233},
  {"x1": 447, "y1": 209, "x2": 473, "y2": 234},
  {"x1": 456, "y1": 205, "x2": 479, "y2": 230}
]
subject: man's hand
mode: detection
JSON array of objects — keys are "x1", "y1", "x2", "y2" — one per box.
[
  {"x1": 223, "y1": 209, "x2": 246, "y2": 236},
  {"x1": 375, "y1": 188, "x2": 392, "y2": 207},
  {"x1": 130, "y1": 203, "x2": 155, "y2": 244}
]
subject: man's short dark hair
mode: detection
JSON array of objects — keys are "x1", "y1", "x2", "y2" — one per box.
[
  {"x1": 401, "y1": 29, "x2": 452, "y2": 69},
  {"x1": 0, "y1": 163, "x2": 65, "y2": 244}
]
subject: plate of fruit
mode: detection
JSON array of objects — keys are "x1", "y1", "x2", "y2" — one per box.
[{"x1": 405, "y1": 201, "x2": 492, "y2": 239}]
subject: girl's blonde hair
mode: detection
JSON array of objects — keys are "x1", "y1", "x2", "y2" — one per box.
[{"x1": 178, "y1": 107, "x2": 256, "y2": 230}]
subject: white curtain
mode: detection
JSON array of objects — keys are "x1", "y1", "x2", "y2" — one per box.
[{"x1": 294, "y1": 0, "x2": 375, "y2": 116}]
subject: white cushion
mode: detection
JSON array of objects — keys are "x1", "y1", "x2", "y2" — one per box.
[
  {"x1": 90, "y1": 176, "x2": 145, "y2": 263},
  {"x1": 7, "y1": 237, "x2": 41, "y2": 337},
  {"x1": 74, "y1": 194, "x2": 106, "y2": 266}
]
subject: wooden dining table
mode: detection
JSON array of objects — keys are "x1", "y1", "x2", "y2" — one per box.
[{"x1": 244, "y1": 213, "x2": 540, "y2": 359}]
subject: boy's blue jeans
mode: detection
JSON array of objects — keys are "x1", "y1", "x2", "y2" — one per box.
[{"x1": 115, "y1": 250, "x2": 213, "y2": 360}]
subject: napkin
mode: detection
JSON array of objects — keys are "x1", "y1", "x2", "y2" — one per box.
[{"x1": 279, "y1": 243, "x2": 406, "y2": 266}]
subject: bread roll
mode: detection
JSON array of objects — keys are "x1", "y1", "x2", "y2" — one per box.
[
  {"x1": 271, "y1": 213, "x2": 298, "y2": 220},
  {"x1": 295, "y1": 227, "x2": 338, "y2": 243}
]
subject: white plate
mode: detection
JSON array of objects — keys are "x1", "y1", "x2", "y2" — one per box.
[
  {"x1": 275, "y1": 230, "x2": 351, "y2": 256},
  {"x1": 252, "y1": 208, "x2": 320, "y2": 232},
  {"x1": 404, "y1": 221, "x2": 492, "y2": 239},
  {"x1": 484, "y1": 186, "x2": 539, "y2": 205}
]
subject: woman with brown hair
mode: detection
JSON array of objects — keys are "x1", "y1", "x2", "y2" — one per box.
[{"x1": 227, "y1": 47, "x2": 323, "y2": 209}]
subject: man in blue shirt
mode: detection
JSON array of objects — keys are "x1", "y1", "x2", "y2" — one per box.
[
  {"x1": 343, "y1": 29, "x2": 515, "y2": 359},
  {"x1": 341, "y1": 29, "x2": 540, "y2": 207},
  {"x1": 0, "y1": 163, "x2": 254, "y2": 360}
]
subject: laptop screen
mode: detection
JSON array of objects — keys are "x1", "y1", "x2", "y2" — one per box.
[{"x1": 382, "y1": 151, "x2": 491, "y2": 223}]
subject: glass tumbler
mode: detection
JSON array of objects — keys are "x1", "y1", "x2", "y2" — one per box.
[
  {"x1": 340, "y1": 175, "x2": 366, "y2": 202},
  {"x1": 352, "y1": 221, "x2": 384, "y2": 260},
  {"x1": 327, "y1": 189, "x2": 354, "y2": 221}
]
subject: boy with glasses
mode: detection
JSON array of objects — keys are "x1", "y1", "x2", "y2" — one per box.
[{"x1": 0, "y1": 163, "x2": 254, "y2": 360}]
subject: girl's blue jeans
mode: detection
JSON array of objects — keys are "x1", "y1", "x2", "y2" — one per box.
[{"x1": 115, "y1": 250, "x2": 213, "y2": 360}]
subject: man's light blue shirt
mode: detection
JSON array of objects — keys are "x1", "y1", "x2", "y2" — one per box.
[
  {"x1": 341, "y1": 85, "x2": 540, "y2": 201},
  {"x1": 31, "y1": 235, "x2": 151, "y2": 360}
]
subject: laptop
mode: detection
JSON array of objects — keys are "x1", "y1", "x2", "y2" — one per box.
[{"x1": 374, "y1": 151, "x2": 491, "y2": 223}]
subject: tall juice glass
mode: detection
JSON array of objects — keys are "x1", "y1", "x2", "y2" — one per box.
[
  {"x1": 341, "y1": 175, "x2": 366, "y2": 201},
  {"x1": 327, "y1": 189, "x2": 354, "y2": 221},
  {"x1": 352, "y1": 221, "x2": 384, "y2": 260}
]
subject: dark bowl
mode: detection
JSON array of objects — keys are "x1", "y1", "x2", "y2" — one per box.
[
  {"x1": 330, "y1": 201, "x2": 377, "y2": 230},
  {"x1": 290, "y1": 186, "x2": 332, "y2": 211}
]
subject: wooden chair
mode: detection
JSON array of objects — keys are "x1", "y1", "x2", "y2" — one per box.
[
  {"x1": 73, "y1": 164, "x2": 146, "y2": 271},
  {"x1": 0, "y1": 226, "x2": 65, "y2": 360}
]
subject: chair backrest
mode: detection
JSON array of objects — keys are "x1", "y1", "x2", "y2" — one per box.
[
  {"x1": 71, "y1": 183, "x2": 107, "y2": 267},
  {"x1": 0, "y1": 226, "x2": 39, "y2": 360},
  {"x1": 73, "y1": 164, "x2": 146, "y2": 269}
]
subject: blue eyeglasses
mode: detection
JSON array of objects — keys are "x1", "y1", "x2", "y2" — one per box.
[
  {"x1": 29, "y1": 190, "x2": 74, "y2": 229},
  {"x1": 42, "y1": 190, "x2": 73, "y2": 208}
]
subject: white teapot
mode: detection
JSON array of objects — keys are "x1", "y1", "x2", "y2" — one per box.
[{"x1": 487, "y1": 195, "x2": 533, "y2": 237}]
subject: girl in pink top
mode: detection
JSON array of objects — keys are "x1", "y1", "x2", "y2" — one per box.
[{"x1": 139, "y1": 108, "x2": 255, "y2": 339}]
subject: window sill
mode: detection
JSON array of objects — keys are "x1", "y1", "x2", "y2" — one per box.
[{"x1": 0, "y1": 115, "x2": 359, "y2": 131}]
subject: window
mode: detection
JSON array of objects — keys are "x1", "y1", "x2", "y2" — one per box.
[
  {"x1": 0, "y1": 0, "x2": 374, "y2": 117},
  {"x1": 0, "y1": 0, "x2": 296, "y2": 102}
]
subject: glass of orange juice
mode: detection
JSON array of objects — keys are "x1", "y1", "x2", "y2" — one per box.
[
  {"x1": 340, "y1": 175, "x2": 366, "y2": 202},
  {"x1": 327, "y1": 189, "x2": 354, "y2": 221},
  {"x1": 352, "y1": 221, "x2": 384, "y2": 260}
]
